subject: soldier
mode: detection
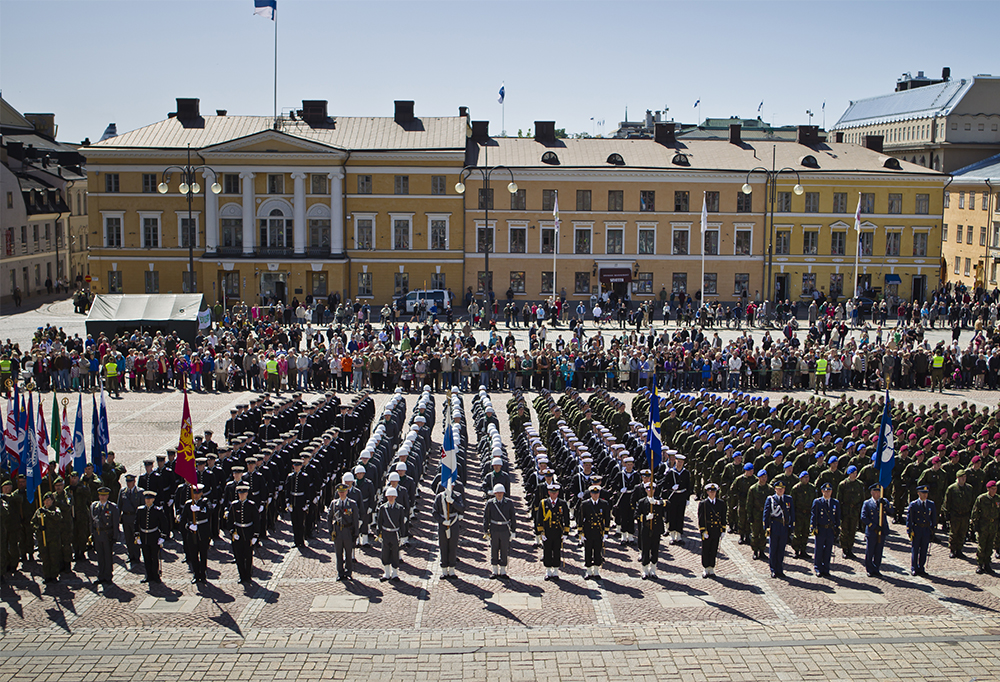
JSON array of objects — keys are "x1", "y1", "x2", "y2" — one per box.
[
  {"x1": 51, "y1": 477, "x2": 73, "y2": 573},
  {"x1": 135, "y1": 490, "x2": 166, "y2": 584},
  {"x1": 181, "y1": 484, "x2": 211, "y2": 584},
  {"x1": 838, "y1": 466, "x2": 866, "y2": 560},
  {"x1": 1, "y1": 479, "x2": 19, "y2": 578},
  {"x1": 102, "y1": 451, "x2": 126, "y2": 504},
  {"x1": 698, "y1": 483, "x2": 726, "y2": 578},
  {"x1": 613, "y1": 457, "x2": 640, "y2": 544},
  {"x1": 32, "y1": 493, "x2": 64, "y2": 584},
  {"x1": 14, "y1": 475, "x2": 33, "y2": 563},
  {"x1": 635, "y1": 482, "x2": 665, "y2": 579},
  {"x1": 943, "y1": 470, "x2": 976, "y2": 559},
  {"x1": 971, "y1": 480, "x2": 999, "y2": 574},
  {"x1": 230, "y1": 484, "x2": 260, "y2": 584},
  {"x1": 764, "y1": 481, "x2": 794, "y2": 579},
  {"x1": 860, "y1": 483, "x2": 891, "y2": 578},
  {"x1": 906, "y1": 484, "x2": 936, "y2": 576},
  {"x1": 578, "y1": 484, "x2": 611, "y2": 580},
  {"x1": 376, "y1": 486, "x2": 405, "y2": 581},
  {"x1": 732, "y1": 463, "x2": 756, "y2": 544},
  {"x1": 90, "y1": 486, "x2": 120, "y2": 586},
  {"x1": 118, "y1": 474, "x2": 143, "y2": 566},
  {"x1": 431, "y1": 484, "x2": 464, "y2": 579},
  {"x1": 790, "y1": 470, "x2": 814, "y2": 560},
  {"x1": 536, "y1": 483, "x2": 571, "y2": 581},
  {"x1": 68, "y1": 471, "x2": 93, "y2": 562},
  {"x1": 917, "y1": 456, "x2": 947, "y2": 537},
  {"x1": 285, "y1": 459, "x2": 310, "y2": 548},
  {"x1": 747, "y1": 470, "x2": 770, "y2": 561},
  {"x1": 664, "y1": 454, "x2": 691, "y2": 545},
  {"x1": 810, "y1": 482, "x2": 841, "y2": 577},
  {"x1": 482, "y1": 457, "x2": 510, "y2": 496},
  {"x1": 484, "y1": 483, "x2": 516, "y2": 579},
  {"x1": 329, "y1": 483, "x2": 360, "y2": 581}
]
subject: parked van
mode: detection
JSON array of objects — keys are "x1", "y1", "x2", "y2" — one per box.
[{"x1": 400, "y1": 289, "x2": 449, "y2": 314}]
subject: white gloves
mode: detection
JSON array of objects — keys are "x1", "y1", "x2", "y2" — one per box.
[
  {"x1": 672, "y1": 484, "x2": 680, "y2": 491},
  {"x1": 720, "y1": 532, "x2": 726, "y2": 540},
  {"x1": 286, "y1": 504, "x2": 292, "y2": 512},
  {"x1": 191, "y1": 505, "x2": 201, "y2": 512},
  {"x1": 157, "y1": 538, "x2": 164, "y2": 546},
  {"x1": 578, "y1": 492, "x2": 585, "y2": 499},
  {"x1": 188, "y1": 523, "x2": 197, "y2": 532},
  {"x1": 702, "y1": 531, "x2": 709, "y2": 540},
  {"x1": 251, "y1": 538, "x2": 258, "y2": 545},
  {"x1": 258, "y1": 505, "x2": 264, "y2": 513},
  {"x1": 621, "y1": 487, "x2": 628, "y2": 493},
  {"x1": 645, "y1": 513, "x2": 655, "y2": 521}
]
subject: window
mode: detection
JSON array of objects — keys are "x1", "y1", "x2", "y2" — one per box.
[
  {"x1": 259, "y1": 208, "x2": 291, "y2": 248},
  {"x1": 394, "y1": 272, "x2": 409, "y2": 296},
  {"x1": 886, "y1": 232, "x2": 901, "y2": 256},
  {"x1": 967, "y1": 225, "x2": 974, "y2": 244},
  {"x1": 734, "y1": 273, "x2": 750, "y2": 296},
  {"x1": 509, "y1": 226, "x2": 526, "y2": 253},
  {"x1": 833, "y1": 192, "x2": 848, "y2": 213},
  {"x1": 574, "y1": 227, "x2": 592, "y2": 254},
  {"x1": 775, "y1": 230, "x2": 790, "y2": 255},
  {"x1": 180, "y1": 215, "x2": 199, "y2": 248},
  {"x1": 830, "y1": 232, "x2": 845, "y2": 256},
  {"x1": 510, "y1": 189, "x2": 526, "y2": 210},
  {"x1": 775, "y1": 192, "x2": 791, "y2": 212},
  {"x1": 431, "y1": 273, "x2": 446, "y2": 290},
  {"x1": 477, "y1": 271, "x2": 492, "y2": 293},
  {"x1": 5, "y1": 192, "x2": 11, "y2": 209},
  {"x1": 965, "y1": 258, "x2": 971, "y2": 276},
  {"x1": 981, "y1": 226, "x2": 988, "y2": 247},
  {"x1": 223, "y1": 173, "x2": 240, "y2": 194},
  {"x1": 542, "y1": 189, "x2": 557, "y2": 212},
  {"x1": 674, "y1": 191, "x2": 689, "y2": 212},
  {"x1": 944, "y1": 191, "x2": 950, "y2": 208},
  {"x1": 860, "y1": 232, "x2": 874, "y2": 256},
  {"x1": 356, "y1": 218, "x2": 373, "y2": 250},
  {"x1": 734, "y1": 230, "x2": 752, "y2": 255},
  {"x1": 540, "y1": 271, "x2": 554, "y2": 294},
  {"x1": 802, "y1": 273, "x2": 816, "y2": 296},
  {"x1": 357, "y1": 175, "x2": 372, "y2": 194},
  {"x1": 108, "y1": 271, "x2": 123, "y2": 293},
  {"x1": 954, "y1": 256, "x2": 961, "y2": 274},
  {"x1": 672, "y1": 228, "x2": 689, "y2": 255},
  {"x1": 804, "y1": 192, "x2": 820, "y2": 213},
  {"x1": 830, "y1": 273, "x2": 844, "y2": 299},
  {"x1": 509, "y1": 271, "x2": 525, "y2": 294},
  {"x1": 671, "y1": 272, "x2": 687, "y2": 293},
  {"x1": 142, "y1": 174, "x2": 157, "y2": 193},
  {"x1": 142, "y1": 216, "x2": 159, "y2": 248},
  {"x1": 983, "y1": 192, "x2": 990, "y2": 211},
  {"x1": 222, "y1": 272, "x2": 240, "y2": 298},
  {"x1": 994, "y1": 225, "x2": 1000, "y2": 248},
  {"x1": 606, "y1": 228, "x2": 623, "y2": 254},
  {"x1": 860, "y1": 192, "x2": 875, "y2": 213},
  {"x1": 942, "y1": 224, "x2": 949, "y2": 241},
  {"x1": 703, "y1": 272, "x2": 718, "y2": 295},
  {"x1": 915, "y1": 193, "x2": 929, "y2": 215},
  {"x1": 541, "y1": 228, "x2": 555, "y2": 254},
  {"x1": 640, "y1": 190, "x2": 655, "y2": 212},
  {"x1": 477, "y1": 224, "x2": 494, "y2": 253},
  {"x1": 957, "y1": 225, "x2": 963, "y2": 243},
  {"x1": 431, "y1": 176, "x2": 446, "y2": 195},
  {"x1": 959, "y1": 192, "x2": 966, "y2": 209},
  {"x1": 310, "y1": 174, "x2": 328, "y2": 195},
  {"x1": 309, "y1": 219, "x2": 331, "y2": 250},
  {"x1": 310, "y1": 272, "x2": 328, "y2": 297},
  {"x1": 608, "y1": 190, "x2": 623, "y2": 211},
  {"x1": 105, "y1": 174, "x2": 120, "y2": 193},
  {"x1": 430, "y1": 219, "x2": 448, "y2": 250},
  {"x1": 104, "y1": 215, "x2": 122, "y2": 247},
  {"x1": 267, "y1": 174, "x2": 284, "y2": 194},
  {"x1": 182, "y1": 271, "x2": 198, "y2": 293},
  {"x1": 632, "y1": 272, "x2": 653, "y2": 295},
  {"x1": 393, "y1": 218, "x2": 411, "y2": 250},
  {"x1": 221, "y1": 217, "x2": 243, "y2": 248},
  {"x1": 736, "y1": 192, "x2": 752, "y2": 213},
  {"x1": 888, "y1": 193, "x2": 902, "y2": 214},
  {"x1": 75, "y1": 192, "x2": 81, "y2": 215},
  {"x1": 993, "y1": 261, "x2": 999, "y2": 283},
  {"x1": 638, "y1": 228, "x2": 656, "y2": 255},
  {"x1": 705, "y1": 191, "x2": 720, "y2": 213},
  {"x1": 576, "y1": 190, "x2": 591, "y2": 211},
  {"x1": 970, "y1": 193, "x2": 976, "y2": 210},
  {"x1": 144, "y1": 271, "x2": 159, "y2": 294},
  {"x1": 913, "y1": 232, "x2": 928, "y2": 256},
  {"x1": 704, "y1": 229, "x2": 719, "y2": 255},
  {"x1": 394, "y1": 175, "x2": 409, "y2": 195},
  {"x1": 478, "y1": 187, "x2": 493, "y2": 210},
  {"x1": 357, "y1": 272, "x2": 373, "y2": 297},
  {"x1": 574, "y1": 272, "x2": 590, "y2": 294}
]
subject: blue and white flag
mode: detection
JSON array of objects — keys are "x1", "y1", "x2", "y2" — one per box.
[
  {"x1": 646, "y1": 387, "x2": 662, "y2": 470},
  {"x1": 498, "y1": 83, "x2": 505, "y2": 105},
  {"x1": 73, "y1": 393, "x2": 87, "y2": 475},
  {"x1": 693, "y1": 99, "x2": 700, "y2": 108},
  {"x1": 441, "y1": 421, "x2": 458, "y2": 490},
  {"x1": 758, "y1": 100, "x2": 764, "y2": 113},
  {"x1": 25, "y1": 393, "x2": 37, "y2": 504},
  {"x1": 875, "y1": 390, "x2": 895, "y2": 489},
  {"x1": 254, "y1": 0, "x2": 276, "y2": 20}
]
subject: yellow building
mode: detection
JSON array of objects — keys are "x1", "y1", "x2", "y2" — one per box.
[
  {"x1": 941, "y1": 153, "x2": 1000, "y2": 289},
  {"x1": 81, "y1": 98, "x2": 468, "y2": 305},
  {"x1": 462, "y1": 122, "x2": 948, "y2": 307}
]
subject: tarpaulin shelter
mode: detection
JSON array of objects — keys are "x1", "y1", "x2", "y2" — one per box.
[{"x1": 86, "y1": 294, "x2": 204, "y2": 342}]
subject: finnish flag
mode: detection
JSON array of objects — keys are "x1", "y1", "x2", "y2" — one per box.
[
  {"x1": 498, "y1": 83, "x2": 505, "y2": 105},
  {"x1": 254, "y1": 0, "x2": 276, "y2": 20}
]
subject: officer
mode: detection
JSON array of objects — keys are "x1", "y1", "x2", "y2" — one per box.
[
  {"x1": 943, "y1": 469, "x2": 975, "y2": 559},
  {"x1": 931, "y1": 348, "x2": 945, "y2": 392},
  {"x1": 284, "y1": 459, "x2": 310, "y2": 547},
  {"x1": 431, "y1": 485, "x2": 464, "y2": 579},
  {"x1": 135, "y1": 490, "x2": 165, "y2": 584},
  {"x1": 32, "y1": 493, "x2": 64, "y2": 584},
  {"x1": 635, "y1": 482, "x2": 665, "y2": 579},
  {"x1": 971, "y1": 480, "x2": 999, "y2": 574},
  {"x1": 697, "y1": 483, "x2": 726, "y2": 578},
  {"x1": 578, "y1": 484, "x2": 611, "y2": 580},
  {"x1": 810, "y1": 482, "x2": 841, "y2": 577},
  {"x1": 860, "y1": 483, "x2": 890, "y2": 578},
  {"x1": 814, "y1": 353, "x2": 828, "y2": 395},
  {"x1": 376, "y1": 486, "x2": 405, "y2": 582},
  {"x1": 329, "y1": 482, "x2": 360, "y2": 581},
  {"x1": 484, "y1": 483, "x2": 516, "y2": 579},
  {"x1": 1, "y1": 479, "x2": 19, "y2": 577},
  {"x1": 181, "y1": 484, "x2": 211, "y2": 584},
  {"x1": 764, "y1": 480, "x2": 794, "y2": 579},
  {"x1": 90, "y1": 487, "x2": 120, "y2": 586},
  {"x1": 118, "y1": 474, "x2": 143, "y2": 566},
  {"x1": 906, "y1": 484, "x2": 935, "y2": 576},
  {"x1": 536, "y1": 483, "x2": 571, "y2": 581},
  {"x1": 230, "y1": 484, "x2": 259, "y2": 584}
]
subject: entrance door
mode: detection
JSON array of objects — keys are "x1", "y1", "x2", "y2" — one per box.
[
  {"x1": 911, "y1": 275, "x2": 926, "y2": 303},
  {"x1": 260, "y1": 272, "x2": 287, "y2": 304},
  {"x1": 774, "y1": 274, "x2": 788, "y2": 302}
]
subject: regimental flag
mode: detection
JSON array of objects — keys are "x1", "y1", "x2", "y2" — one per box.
[
  {"x1": 99, "y1": 389, "x2": 109, "y2": 472},
  {"x1": 4, "y1": 394, "x2": 18, "y2": 472},
  {"x1": 73, "y1": 394, "x2": 86, "y2": 475},
  {"x1": 25, "y1": 393, "x2": 37, "y2": 504},
  {"x1": 875, "y1": 390, "x2": 895, "y2": 489},
  {"x1": 91, "y1": 394, "x2": 103, "y2": 476},
  {"x1": 59, "y1": 403, "x2": 73, "y2": 477},
  {"x1": 37, "y1": 396, "x2": 49, "y2": 476},
  {"x1": 17, "y1": 395, "x2": 27, "y2": 477},
  {"x1": 646, "y1": 387, "x2": 662, "y2": 470},
  {"x1": 553, "y1": 192, "x2": 560, "y2": 234},
  {"x1": 176, "y1": 391, "x2": 197, "y2": 485},
  {"x1": 254, "y1": 0, "x2": 276, "y2": 20},
  {"x1": 441, "y1": 420, "x2": 458, "y2": 491},
  {"x1": 498, "y1": 82, "x2": 505, "y2": 105}
]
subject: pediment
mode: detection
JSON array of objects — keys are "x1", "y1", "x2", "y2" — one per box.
[
  {"x1": 202, "y1": 130, "x2": 345, "y2": 156},
  {"x1": 829, "y1": 220, "x2": 851, "y2": 229}
]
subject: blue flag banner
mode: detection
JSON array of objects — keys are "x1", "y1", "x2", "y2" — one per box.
[
  {"x1": 498, "y1": 83, "x2": 505, "y2": 105},
  {"x1": 254, "y1": 0, "x2": 276, "y2": 20},
  {"x1": 25, "y1": 394, "x2": 37, "y2": 504},
  {"x1": 875, "y1": 390, "x2": 894, "y2": 489},
  {"x1": 73, "y1": 393, "x2": 87, "y2": 475},
  {"x1": 693, "y1": 99, "x2": 700, "y2": 108},
  {"x1": 91, "y1": 394, "x2": 103, "y2": 476},
  {"x1": 646, "y1": 387, "x2": 662, "y2": 470},
  {"x1": 441, "y1": 420, "x2": 457, "y2": 490},
  {"x1": 17, "y1": 396, "x2": 27, "y2": 477}
]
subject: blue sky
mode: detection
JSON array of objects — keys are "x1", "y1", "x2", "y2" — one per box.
[{"x1": 1, "y1": 0, "x2": 997, "y2": 144}]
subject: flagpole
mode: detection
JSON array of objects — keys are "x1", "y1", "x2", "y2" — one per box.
[
  {"x1": 853, "y1": 192, "x2": 862, "y2": 300},
  {"x1": 273, "y1": 8, "x2": 278, "y2": 128}
]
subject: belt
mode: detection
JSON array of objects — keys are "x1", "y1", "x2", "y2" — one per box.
[
  {"x1": 139, "y1": 528, "x2": 159, "y2": 533},
  {"x1": 234, "y1": 522, "x2": 254, "y2": 528},
  {"x1": 491, "y1": 520, "x2": 509, "y2": 524},
  {"x1": 192, "y1": 519, "x2": 208, "y2": 524},
  {"x1": 290, "y1": 492, "x2": 305, "y2": 496}
]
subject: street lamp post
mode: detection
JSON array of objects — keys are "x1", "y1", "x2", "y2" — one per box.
[
  {"x1": 158, "y1": 144, "x2": 221, "y2": 293},
  {"x1": 741, "y1": 146, "x2": 804, "y2": 305},
  {"x1": 455, "y1": 164, "x2": 517, "y2": 322}
]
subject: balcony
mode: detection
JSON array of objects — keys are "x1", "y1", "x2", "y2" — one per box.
[
  {"x1": 202, "y1": 246, "x2": 346, "y2": 260},
  {"x1": 216, "y1": 246, "x2": 244, "y2": 257},
  {"x1": 255, "y1": 246, "x2": 294, "y2": 258}
]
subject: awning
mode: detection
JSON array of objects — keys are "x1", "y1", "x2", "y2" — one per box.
[
  {"x1": 884, "y1": 274, "x2": 902, "y2": 284},
  {"x1": 600, "y1": 268, "x2": 632, "y2": 284}
]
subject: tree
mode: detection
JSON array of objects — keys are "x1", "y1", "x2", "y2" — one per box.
[{"x1": 555, "y1": 128, "x2": 568, "y2": 139}]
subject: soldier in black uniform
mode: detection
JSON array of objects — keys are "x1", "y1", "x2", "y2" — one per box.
[
  {"x1": 635, "y1": 482, "x2": 666, "y2": 579},
  {"x1": 697, "y1": 483, "x2": 727, "y2": 578},
  {"x1": 329, "y1": 482, "x2": 360, "y2": 580},
  {"x1": 181, "y1": 484, "x2": 211, "y2": 583},
  {"x1": 664, "y1": 455, "x2": 692, "y2": 545},
  {"x1": 229, "y1": 484, "x2": 259, "y2": 584},
  {"x1": 482, "y1": 457, "x2": 510, "y2": 495},
  {"x1": 906, "y1": 484, "x2": 936, "y2": 576},
  {"x1": 536, "y1": 483, "x2": 571, "y2": 580},
  {"x1": 432, "y1": 485, "x2": 465, "y2": 579},
  {"x1": 285, "y1": 459, "x2": 310, "y2": 547},
  {"x1": 135, "y1": 490, "x2": 165, "y2": 584},
  {"x1": 578, "y1": 484, "x2": 611, "y2": 580}
]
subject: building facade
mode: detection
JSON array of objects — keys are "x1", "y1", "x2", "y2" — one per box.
[{"x1": 941, "y1": 153, "x2": 1000, "y2": 289}]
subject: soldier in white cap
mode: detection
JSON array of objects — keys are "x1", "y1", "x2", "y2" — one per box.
[
  {"x1": 181, "y1": 483, "x2": 212, "y2": 584},
  {"x1": 432, "y1": 483, "x2": 465, "y2": 578},
  {"x1": 536, "y1": 483, "x2": 571, "y2": 580},
  {"x1": 483, "y1": 483, "x2": 516, "y2": 578},
  {"x1": 376, "y1": 486, "x2": 405, "y2": 581},
  {"x1": 483, "y1": 456, "x2": 510, "y2": 495}
]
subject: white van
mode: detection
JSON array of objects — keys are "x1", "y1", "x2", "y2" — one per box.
[{"x1": 401, "y1": 289, "x2": 449, "y2": 314}]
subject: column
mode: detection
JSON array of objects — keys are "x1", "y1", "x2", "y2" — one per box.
[
  {"x1": 328, "y1": 169, "x2": 345, "y2": 256},
  {"x1": 241, "y1": 172, "x2": 255, "y2": 255},
  {"x1": 203, "y1": 170, "x2": 218, "y2": 253},
  {"x1": 292, "y1": 172, "x2": 307, "y2": 256}
]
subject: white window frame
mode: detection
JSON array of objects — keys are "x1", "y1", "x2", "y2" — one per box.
[
  {"x1": 671, "y1": 224, "x2": 691, "y2": 255},
  {"x1": 138, "y1": 211, "x2": 162, "y2": 249},
  {"x1": 573, "y1": 223, "x2": 593, "y2": 255},
  {"x1": 426, "y1": 213, "x2": 451, "y2": 251},
  {"x1": 353, "y1": 212, "x2": 377, "y2": 250},
  {"x1": 357, "y1": 271, "x2": 373, "y2": 298},
  {"x1": 175, "y1": 211, "x2": 201, "y2": 249},
  {"x1": 101, "y1": 211, "x2": 125, "y2": 247},
  {"x1": 389, "y1": 212, "x2": 414, "y2": 251},
  {"x1": 703, "y1": 227, "x2": 720, "y2": 256},
  {"x1": 506, "y1": 221, "x2": 527, "y2": 254},
  {"x1": 605, "y1": 227, "x2": 625, "y2": 255},
  {"x1": 734, "y1": 228, "x2": 752, "y2": 256},
  {"x1": 636, "y1": 222, "x2": 656, "y2": 255}
]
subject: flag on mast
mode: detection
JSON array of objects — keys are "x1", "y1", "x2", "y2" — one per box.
[
  {"x1": 4, "y1": 394, "x2": 18, "y2": 472},
  {"x1": 553, "y1": 192, "x2": 560, "y2": 234},
  {"x1": 91, "y1": 393, "x2": 103, "y2": 476},
  {"x1": 854, "y1": 192, "x2": 862, "y2": 232},
  {"x1": 25, "y1": 393, "x2": 37, "y2": 503},
  {"x1": 59, "y1": 403, "x2": 73, "y2": 476},
  {"x1": 693, "y1": 99, "x2": 700, "y2": 108},
  {"x1": 498, "y1": 82, "x2": 505, "y2": 105},
  {"x1": 646, "y1": 387, "x2": 662, "y2": 470},
  {"x1": 73, "y1": 394, "x2": 86, "y2": 475},
  {"x1": 254, "y1": 0, "x2": 276, "y2": 20},
  {"x1": 17, "y1": 395, "x2": 27, "y2": 477},
  {"x1": 441, "y1": 420, "x2": 458, "y2": 491},
  {"x1": 98, "y1": 389, "x2": 109, "y2": 474},
  {"x1": 875, "y1": 390, "x2": 895, "y2": 489},
  {"x1": 701, "y1": 191, "x2": 709, "y2": 235},
  {"x1": 176, "y1": 390, "x2": 197, "y2": 485}
]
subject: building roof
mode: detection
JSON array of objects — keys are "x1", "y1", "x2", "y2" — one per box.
[
  {"x1": 951, "y1": 153, "x2": 1000, "y2": 183},
  {"x1": 90, "y1": 115, "x2": 468, "y2": 152},
  {"x1": 0, "y1": 97, "x2": 34, "y2": 132},
  {"x1": 465, "y1": 137, "x2": 943, "y2": 176},
  {"x1": 832, "y1": 78, "x2": 973, "y2": 129}
]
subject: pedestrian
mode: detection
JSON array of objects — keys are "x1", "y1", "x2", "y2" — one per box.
[
  {"x1": 764, "y1": 480, "x2": 794, "y2": 578},
  {"x1": 697, "y1": 482, "x2": 726, "y2": 578},
  {"x1": 810, "y1": 482, "x2": 841, "y2": 577},
  {"x1": 860, "y1": 483, "x2": 890, "y2": 577},
  {"x1": 906, "y1": 484, "x2": 935, "y2": 576},
  {"x1": 484, "y1": 483, "x2": 516, "y2": 579}
]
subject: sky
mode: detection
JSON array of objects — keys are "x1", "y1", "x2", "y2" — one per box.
[{"x1": 1, "y1": 0, "x2": 998, "y2": 145}]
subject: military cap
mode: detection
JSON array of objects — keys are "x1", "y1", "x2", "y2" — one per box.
[
  {"x1": 819, "y1": 482, "x2": 833, "y2": 491},
  {"x1": 43, "y1": 491, "x2": 55, "y2": 501},
  {"x1": 828, "y1": 455, "x2": 839, "y2": 464},
  {"x1": 385, "y1": 486, "x2": 399, "y2": 496},
  {"x1": 756, "y1": 469, "x2": 768, "y2": 478},
  {"x1": 916, "y1": 485, "x2": 929, "y2": 493},
  {"x1": 704, "y1": 482, "x2": 719, "y2": 491},
  {"x1": 640, "y1": 469, "x2": 652, "y2": 476},
  {"x1": 491, "y1": 483, "x2": 505, "y2": 494},
  {"x1": 195, "y1": 457, "x2": 208, "y2": 464},
  {"x1": 143, "y1": 458, "x2": 155, "y2": 465},
  {"x1": 987, "y1": 481, "x2": 997, "y2": 489},
  {"x1": 744, "y1": 463, "x2": 755, "y2": 471},
  {"x1": 236, "y1": 484, "x2": 250, "y2": 493},
  {"x1": 143, "y1": 490, "x2": 157, "y2": 498},
  {"x1": 336, "y1": 483, "x2": 349, "y2": 492},
  {"x1": 972, "y1": 455, "x2": 983, "y2": 464},
  {"x1": 957, "y1": 469, "x2": 967, "y2": 477},
  {"x1": 869, "y1": 483, "x2": 881, "y2": 490},
  {"x1": 798, "y1": 470, "x2": 810, "y2": 479},
  {"x1": 156, "y1": 454, "x2": 167, "y2": 460},
  {"x1": 1, "y1": 479, "x2": 12, "y2": 487},
  {"x1": 191, "y1": 484, "x2": 205, "y2": 492},
  {"x1": 772, "y1": 480, "x2": 786, "y2": 489},
  {"x1": 291, "y1": 459, "x2": 303, "y2": 466},
  {"x1": 97, "y1": 486, "x2": 111, "y2": 494},
  {"x1": 931, "y1": 455, "x2": 942, "y2": 464},
  {"x1": 547, "y1": 483, "x2": 561, "y2": 490},
  {"x1": 846, "y1": 465, "x2": 858, "y2": 474},
  {"x1": 588, "y1": 485, "x2": 601, "y2": 493}
]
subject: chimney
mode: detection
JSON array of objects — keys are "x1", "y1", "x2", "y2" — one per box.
[
  {"x1": 25, "y1": 113, "x2": 57, "y2": 139},
  {"x1": 654, "y1": 110, "x2": 662, "y2": 123},
  {"x1": 301, "y1": 100, "x2": 328, "y2": 125},
  {"x1": 471, "y1": 120, "x2": 490, "y2": 141},
  {"x1": 645, "y1": 110, "x2": 654, "y2": 129},
  {"x1": 654, "y1": 122, "x2": 675, "y2": 145},
  {"x1": 942, "y1": 66, "x2": 951, "y2": 81},
  {"x1": 729, "y1": 123, "x2": 742, "y2": 145},
  {"x1": 174, "y1": 98, "x2": 200, "y2": 121},
  {"x1": 394, "y1": 100, "x2": 415, "y2": 125},
  {"x1": 216, "y1": 109, "x2": 228, "y2": 116},
  {"x1": 835, "y1": 131, "x2": 844, "y2": 143},
  {"x1": 534, "y1": 121, "x2": 556, "y2": 143},
  {"x1": 864, "y1": 135, "x2": 884, "y2": 153},
  {"x1": 797, "y1": 125, "x2": 820, "y2": 146},
  {"x1": 458, "y1": 106, "x2": 469, "y2": 117}
]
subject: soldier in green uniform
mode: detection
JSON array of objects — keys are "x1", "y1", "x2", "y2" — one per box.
[
  {"x1": 52, "y1": 477, "x2": 74, "y2": 573},
  {"x1": 733, "y1": 463, "x2": 756, "y2": 544},
  {"x1": 68, "y1": 471, "x2": 93, "y2": 561},
  {"x1": 943, "y1": 470, "x2": 976, "y2": 558},
  {"x1": 966, "y1": 456, "x2": 987, "y2": 499},
  {"x1": 32, "y1": 492, "x2": 65, "y2": 583},
  {"x1": 1, "y1": 479, "x2": 19, "y2": 578},
  {"x1": 971, "y1": 480, "x2": 1000, "y2": 574},
  {"x1": 790, "y1": 470, "x2": 815, "y2": 560},
  {"x1": 102, "y1": 451, "x2": 127, "y2": 505},
  {"x1": 747, "y1": 470, "x2": 770, "y2": 561},
  {"x1": 917, "y1": 456, "x2": 947, "y2": 537},
  {"x1": 838, "y1": 465, "x2": 866, "y2": 560},
  {"x1": 14, "y1": 475, "x2": 33, "y2": 563}
]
